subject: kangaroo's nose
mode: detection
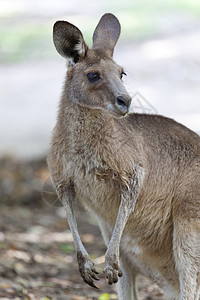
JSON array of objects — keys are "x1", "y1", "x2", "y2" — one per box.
[{"x1": 116, "y1": 96, "x2": 131, "y2": 114}]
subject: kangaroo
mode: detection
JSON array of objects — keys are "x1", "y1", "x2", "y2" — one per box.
[{"x1": 47, "y1": 13, "x2": 200, "y2": 300}]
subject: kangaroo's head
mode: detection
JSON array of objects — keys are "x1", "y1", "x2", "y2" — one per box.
[{"x1": 53, "y1": 13, "x2": 132, "y2": 118}]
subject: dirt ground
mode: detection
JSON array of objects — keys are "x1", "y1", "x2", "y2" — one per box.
[{"x1": 0, "y1": 157, "x2": 165, "y2": 300}]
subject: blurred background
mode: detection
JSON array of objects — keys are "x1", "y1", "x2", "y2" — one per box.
[
  {"x1": 0, "y1": 1, "x2": 200, "y2": 299},
  {"x1": 1, "y1": 0, "x2": 200, "y2": 158}
]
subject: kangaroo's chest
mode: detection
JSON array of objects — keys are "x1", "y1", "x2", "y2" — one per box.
[
  {"x1": 63, "y1": 149, "x2": 122, "y2": 221},
  {"x1": 75, "y1": 165, "x2": 121, "y2": 224}
]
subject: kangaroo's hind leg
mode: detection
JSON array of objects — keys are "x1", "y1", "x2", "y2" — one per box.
[
  {"x1": 116, "y1": 257, "x2": 139, "y2": 300},
  {"x1": 173, "y1": 217, "x2": 200, "y2": 300}
]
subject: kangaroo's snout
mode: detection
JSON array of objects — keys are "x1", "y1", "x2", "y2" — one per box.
[{"x1": 115, "y1": 95, "x2": 132, "y2": 115}]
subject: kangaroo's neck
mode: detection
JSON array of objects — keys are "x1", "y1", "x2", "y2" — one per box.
[
  {"x1": 58, "y1": 97, "x2": 137, "y2": 166},
  {"x1": 59, "y1": 97, "x2": 115, "y2": 140}
]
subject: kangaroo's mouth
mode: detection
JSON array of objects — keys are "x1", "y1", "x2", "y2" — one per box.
[{"x1": 107, "y1": 103, "x2": 130, "y2": 118}]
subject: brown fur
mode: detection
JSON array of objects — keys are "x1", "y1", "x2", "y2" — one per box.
[{"x1": 48, "y1": 14, "x2": 200, "y2": 299}]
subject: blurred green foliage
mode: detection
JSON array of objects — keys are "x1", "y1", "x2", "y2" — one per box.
[
  {"x1": 98, "y1": 293, "x2": 117, "y2": 300},
  {"x1": 98, "y1": 293, "x2": 110, "y2": 300},
  {"x1": 0, "y1": 22, "x2": 52, "y2": 63},
  {"x1": 59, "y1": 242, "x2": 74, "y2": 254},
  {"x1": 1, "y1": 0, "x2": 200, "y2": 64}
]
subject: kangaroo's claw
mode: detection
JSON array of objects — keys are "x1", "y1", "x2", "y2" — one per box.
[{"x1": 77, "y1": 251, "x2": 99, "y2": 288}]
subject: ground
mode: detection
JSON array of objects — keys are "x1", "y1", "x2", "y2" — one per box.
[{"x1": 0, "y1": 157, "x2": 164, "y2": 300}]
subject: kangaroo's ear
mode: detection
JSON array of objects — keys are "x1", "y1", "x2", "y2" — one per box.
[
  {"x1": 92, "y1": 13, "x2": 121, "y2": 57},
  {"x1": 53, "y1": 21, "x2": 88, "y2": 66}
]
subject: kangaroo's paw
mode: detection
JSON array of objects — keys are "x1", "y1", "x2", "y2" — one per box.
[
  {"x1": 104, "y1": 256, "x2": 123, "y2": 284},
  {"x1": 77, "y1": 251, "x2": 99, "y2": 288}
]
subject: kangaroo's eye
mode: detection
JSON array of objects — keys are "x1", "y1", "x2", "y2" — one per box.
[
  {"x1": 87, "y1": 72, "x2": 100, "y2": 83},
  {"x1": 120, "y1": 71, "x2": 127, "y2": 79}
]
